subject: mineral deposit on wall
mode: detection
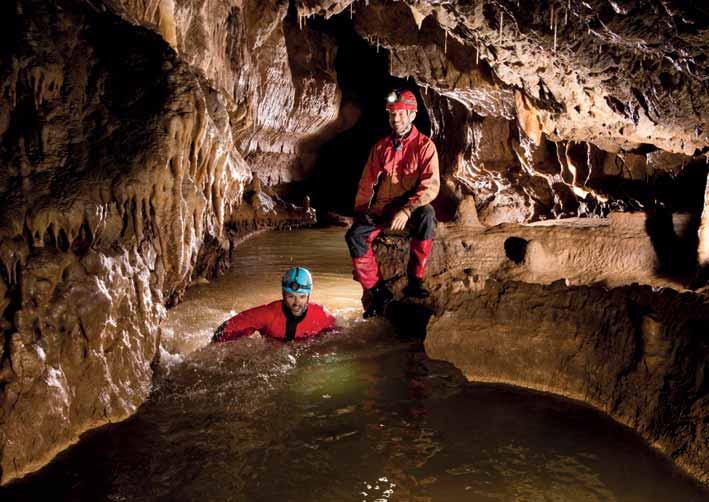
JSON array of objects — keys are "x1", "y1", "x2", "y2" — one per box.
[{"x1": 1, "y1": 0, "x2": 708, "y2": 487}]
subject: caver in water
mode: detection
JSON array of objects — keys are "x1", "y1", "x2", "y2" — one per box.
[{"x1": 212, "y1": 267, "x2": 337, "y2": 342}]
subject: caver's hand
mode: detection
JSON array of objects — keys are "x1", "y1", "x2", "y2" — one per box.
[{"x1": 389, "y1": 210, "x2": 409, "y2": 231}]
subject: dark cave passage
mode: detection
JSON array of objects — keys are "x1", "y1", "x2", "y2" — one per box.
[
  {"x1": 1, "y1": 0, "x2": 707, "y2": 490},
  {"x1": 282, "y1": 9, "x2": 431, "y2": 219}
]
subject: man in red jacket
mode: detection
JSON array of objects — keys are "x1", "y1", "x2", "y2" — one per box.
[
  {"x1": 345, "y1": 89, "x2": 440, "y2": 318},
  {"x1": 211, "y1": 267, "x2": 337, "y2": 343}
]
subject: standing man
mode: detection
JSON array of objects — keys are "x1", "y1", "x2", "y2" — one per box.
[
  {"x1": 212, "y1": 267, "x2": 337, "y2": 342},
  {"x1": 345, "y1": 89, "x2": 440, "y2": 318}
]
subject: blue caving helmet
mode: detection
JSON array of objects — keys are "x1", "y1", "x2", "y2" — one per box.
[{"x1": 282, "y1": 267, "x2": 313, "y2": 294}]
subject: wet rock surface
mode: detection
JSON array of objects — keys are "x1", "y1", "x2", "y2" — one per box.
[
  {"x1": 374, "y1": 216, "x2": 709, "y2": 484},
  {"x1": 377, "y1": 212, "x2": 698, "y2": 292},
  {"x1": 425, "y1": 281, "x2": 709, "y2": 485},
  {"x1": 1, "y1": 0, "x2": 708, "y2": 487},
  {"x1": 0, "y1": 0, "x2": 321, "y2": 484}
]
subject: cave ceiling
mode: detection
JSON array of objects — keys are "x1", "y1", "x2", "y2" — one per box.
[
  {"x1": 299, "y1": 0, "x2": 709, "y2": 156},
  {"x1": 2, "y1": 0, "x2": 708, "y2": 228},
  {"x1": 72, "y1": 0, "x2": 709, "y2": 223},
  {"x1": 0, "y1": 0, "x2": 708, "y2": 485}
]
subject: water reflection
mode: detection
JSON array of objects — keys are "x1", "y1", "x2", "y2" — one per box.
[{"x1": 2, "y1": 228, "x2": 707, "y2": 501}]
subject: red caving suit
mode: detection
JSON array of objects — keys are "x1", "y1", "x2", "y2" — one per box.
[
  {"x1": 348, "y1": 125, "x2": 440, "y2": 289},
  {"x1": 212, "y1": 301, "x2": 337, "y2": 342}
]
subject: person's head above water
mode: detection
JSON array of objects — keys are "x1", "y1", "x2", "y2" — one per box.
[
  {"x1": 386, "y1": 89, "x2": 417, "y2": 138},
  {"x1": 281, "y1": 266, "x2": 313, "y2": 317}
]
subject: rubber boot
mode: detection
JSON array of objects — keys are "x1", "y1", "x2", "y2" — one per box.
[
  {"x1": 403, "y1": 276, "x2": 430, "y2": 299},
  {"x1": 363, "y1": 281, "x2": 393, "y2": 318}
]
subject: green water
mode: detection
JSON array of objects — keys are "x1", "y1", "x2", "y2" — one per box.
[{"x1": 2, "y1": 228, "x2": 707, "y2": 501}]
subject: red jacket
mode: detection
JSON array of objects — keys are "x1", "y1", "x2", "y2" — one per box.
[
  {"x1": 213, "y1": 301, "x2": 336, "y2": 342},
  {"x1": 354, "y1": 125, "x2": 440, "y2": 217}
]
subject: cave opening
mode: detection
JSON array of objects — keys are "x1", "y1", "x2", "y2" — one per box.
[{"x1": 283, "y1": 9, "x2": 431, "y2": 219}]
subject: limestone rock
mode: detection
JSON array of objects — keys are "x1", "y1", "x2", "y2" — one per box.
[
  {"x1": 305, "y1": 0, "x2": 709, "y2": 224},
  {"x1": 376, "y1": 212, "x2": 691, "y2": 295},
  {"x1": 425, "y1": 280, "x2": 709, "y2": 485},
  {"x1": 375, "y1": 215, "x2": 708, "y2": 484},
  {"x1": 0, "y1": 0, "x2": 317, "y2": 483},
  {"x1": 1, "y1": 0, "x2": 708, "y2": 488}
]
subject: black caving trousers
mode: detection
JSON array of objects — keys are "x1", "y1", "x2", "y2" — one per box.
[{"x1": 345, "y1": 205, "x2": 436, "y2": 290}]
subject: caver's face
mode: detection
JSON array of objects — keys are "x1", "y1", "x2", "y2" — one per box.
[
  {"x1": 388, "y1": 109, "x2": 416, "y2": 137},
  {"x1": 283, "y1": 292, "x2": 309, "y2": 317}
]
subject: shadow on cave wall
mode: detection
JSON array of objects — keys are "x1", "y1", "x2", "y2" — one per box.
[
  {"x1": 645, "y1": 210, "x2": 700, "y2": 285},
  {"x1": 283, "y1": 10, "x2": 430, "y2": 218},
  {"x1": 640, "y1": 162, "x2": 707, "y2": 287}
]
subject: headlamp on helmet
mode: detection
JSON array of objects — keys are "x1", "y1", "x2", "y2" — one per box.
[
  {"x1": 385, "y1": 89, "x2": 418, "y2": 112},
  {"x1": 282, "y1": 267, "x2": 313, "y2": 295}
]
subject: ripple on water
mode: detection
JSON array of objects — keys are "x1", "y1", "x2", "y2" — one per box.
[{"x1": 2, "y1": 229, "x2": 708, "y2": 502}]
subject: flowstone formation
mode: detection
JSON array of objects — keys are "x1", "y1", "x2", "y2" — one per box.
[
  {"x1": 0, "y1": 0, "x2": 336, "y2": 484},
  {"x1": 426, "y1": 279, "x2": 709, "y2": 484},
  {"x1": 299, "y1": 0, "x2": 708, "y2": 224},
  {"x1": 1, "y1": 0, "x2": 708, "y2": 489}
]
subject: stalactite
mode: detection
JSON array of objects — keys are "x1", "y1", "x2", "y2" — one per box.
[
  {"x1": 554, "y1": 8, "x2": 558, "y2": 54},
  {"x1": 499, "y1": 12, "x2": 503, "y2": 44},
  {"x1": 158, "y1": 0, "x2": 177, "y2": 48}
]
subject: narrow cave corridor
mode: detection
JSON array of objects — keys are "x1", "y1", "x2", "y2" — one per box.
[
  {"x1": 0, "y1": 0, "x2": 708, "y2": 496},
  {"x1": 284, "y1": 9, "x2": 432, "y2": 218}
]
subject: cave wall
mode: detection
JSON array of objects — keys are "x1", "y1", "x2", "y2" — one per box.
[
  {"x1": 298, "y1": 0, "x2": 708, "y2": 225},
  {"x1": 1, "y1": 0, "x2": 708, "y2": 487},
  {"x1": 0, "y1": 0, "x2": 338, "y2": 484},
  {"x1": 425, "y1": 280, "x2": 709, "y2": 485},
  {"x1": 0, "y1": 0, "x2": 245, "y2": 483},
  {"x1": 105, "y1": 0, "x2": 342, "y2": 185}
]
